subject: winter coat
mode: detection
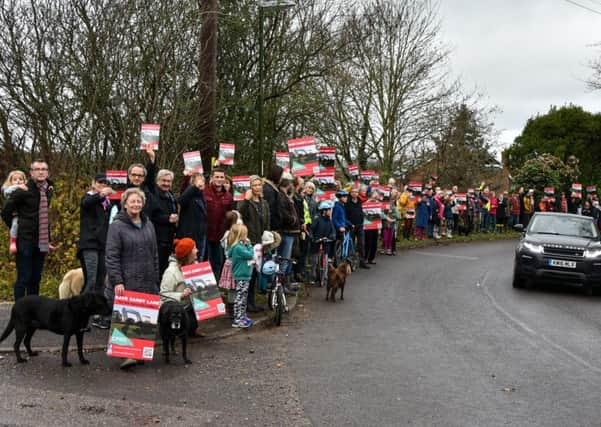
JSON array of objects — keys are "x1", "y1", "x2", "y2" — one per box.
[
  {"x1": 497, "y1": 197, "x2": 507, "y2": 221},
  {"x1": 263, "y1": 180, "x2": 280, "y2": 231},
  {"x1": 415, "y1": 200, "x2": 430, "y2": 228},
  {"x1": 177, "y1": 184, "x2": 208, "y2": 252},
  {"x1": 160, "y1": 256, "x2": 191, "y2": 305},
  {"x1": 277, "y1": 190, "x2": 299, "y2": 233},
  {"x1": 127, "y1": 161, "x2": 160, "y2": 221},
  {"x1": 304, "y1": 194, "x2": 318, "y2": 220},
  {"x1": 489, "y1": 197, "x2": 498, "y2": 216},
  {"x1": 151, "y1": 188, "x2": 178, "y2": 245},
  {"x1": 228, "y1": 241, "x2": 255, "y2": 281},
  {"x1": 1, "y1": 178, "x2": 53, "y2": 246},
  {"x1": 105, "y1": 211, "x2": 159, "y2": 294},
  {"x1": 310, "y1": 214, "x2": 336, "y2": 253},
  {"x1": 292, "y1": 192, "x2": 305, "y2": 229},
  {"x1": 332, "y1": 201, "x2": 352, "y2": 230},
  {"x1": 397, "y1": 191, "x2": 411, "y2": 218},
  {"x1": 203, "y1": 184, "x2": 234, "y2": 242},
  {"x1": 77, "y1": 191, "x2": 110, "y2": 255},
  {"x1": 238, "y1": 198, "x2": 270, "y2": 245},
  {"x1": 510, "y1": 196, "x2": 520, "y2": 215},
  {"x1": 344, "y1": 198, "x2": 364, "y2": 226}
]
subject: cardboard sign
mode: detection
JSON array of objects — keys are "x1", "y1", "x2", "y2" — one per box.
[
  {"x1": 107, "y1": 291, "x2": 160, "y2": 361},
  {"x1": 377, "y1": 185, "x2": 391, "y2": 202},
  {"x1": 572, "y1": 183, "x2": 582, "y2": 199},
  {"x1": 361, "y1": 170, "x2": 379, "y2": 185},
  {"x1": 363, "y1": 201, "x2": 382, "y2": 230},
  {"x1": 318, "y1": 147, "x2": 336, "y2": 171},
  {"x1": 313, "y1": 171, "x2": 336, "y2": 201},
  {"x1": 181, "y1": 262, "x2": 226, "y2": 321},
  {"x1": 288, "y1": 137, "x2": 319, "y2": 177},
  {"x1": 544, "y1": 187, "x2": 555, "y2": 195},
  {"x1": 105, "y1": 170, "x2": 128, "y2": 201},
  {"x1": 275, "y1": 152, "x2": 290, "y2": 171},
  {"x1": 407, "y1": 182, "x2": 423, "y2": 193},
  {"x1": 455, "y1": 193, "x2": 467, "y2": 211},
  {"x1": 218, "y1": 143, "x2": 235, "y2": 166},
  {"x1": 140, "y1": 123, "x2": 160, "y2": 150},
  {"x1": 232, "y1": 176, "x2": 251, "y2": 201},
  {"x1": 587, "y1": 185, "x2": 597, "y2": 193},
  {"x1": 348, "y1": 165, "x2": 359, "y2": 178},
  {"x1": 183, "y1": 151, "x2": 204, "y2": 174}
]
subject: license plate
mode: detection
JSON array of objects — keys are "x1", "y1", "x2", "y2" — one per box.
[{"x1": 548, "y1": 259, "x2": 577, "y2": 268}]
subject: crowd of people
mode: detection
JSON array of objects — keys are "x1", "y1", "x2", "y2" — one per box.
[{"x1": 3, "y1": 151, "x2": 599, "y2": 361}]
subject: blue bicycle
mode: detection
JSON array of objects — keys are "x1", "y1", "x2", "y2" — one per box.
[{"x1": 335, "y1": 230, "x2": 359, "y2": 271}]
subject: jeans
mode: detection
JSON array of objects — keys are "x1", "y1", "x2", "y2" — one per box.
[
  {"x1": 80, "y1": 249, "x2": 105, "y2": 295},
  {"x1": 14, "y1": 241, "x2": 46, "y2": 300},
  {"x1": 207, "y1": 241, "x2": 224, "y2": 281},
  {"x1": 277, "y1": 233, "x2": 295, "y2": 276}
]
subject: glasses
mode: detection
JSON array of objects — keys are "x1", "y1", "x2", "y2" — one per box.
[
  {"x1": 130, "y1": 173, "x2": 145, "y2": 178},
  {"x1": 31, "y1": 168, "x2": 48, "y2": 172}
]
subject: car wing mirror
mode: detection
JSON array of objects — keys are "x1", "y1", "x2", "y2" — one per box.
[{"x1": 513, "y1": 224, "x2": 524, "y2": 232}]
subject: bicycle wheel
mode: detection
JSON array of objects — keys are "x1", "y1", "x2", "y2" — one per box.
[
  {"x1": 335, "y1": 240, "x2": 343, "y2": 265},
  {"x1": 274, "y1": 286, "x2": 284, "y2": 326},
  {"x1": 347, "y1": 240, "x2": 360, "y2": 271},
  {"x1": 320, "y1": 253, "x2": 328, "y2": 288}
]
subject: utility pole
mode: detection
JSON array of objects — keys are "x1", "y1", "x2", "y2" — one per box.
[{"x1": 199, "y1": 0, "x2": 218, "y2": 172}]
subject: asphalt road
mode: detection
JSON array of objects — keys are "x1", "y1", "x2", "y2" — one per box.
[{"x1": 3, "y1": 239, "x2": 601, "y2": 426}]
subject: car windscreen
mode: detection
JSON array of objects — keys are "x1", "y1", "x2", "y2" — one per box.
[{"x1": 528, "y1": 215, "x2": 599, "y2": 239}]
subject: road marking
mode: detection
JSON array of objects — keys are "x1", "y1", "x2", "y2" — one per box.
[
  {"x1": 412, "y1": 251, "x2": 479, "y2": 261},
  {"x1": 480, "y1": 273, "x2": 601, "y2": 375}
]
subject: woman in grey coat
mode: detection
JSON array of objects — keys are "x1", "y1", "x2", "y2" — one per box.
[
  {"x1": 105, "y1": 188, "x2": 159, "y2": 369},
  {"x1": 106, "y1": 188, "x2": 159, "y2": 296}
]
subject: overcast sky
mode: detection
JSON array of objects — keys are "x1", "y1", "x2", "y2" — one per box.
[{"x1": 438, "y1": 0, "x2": 601, "y2": 154}]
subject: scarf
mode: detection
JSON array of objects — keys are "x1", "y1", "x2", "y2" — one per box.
[{"x1": 37, "y1": 181, "x2": 49, "y2": 252}]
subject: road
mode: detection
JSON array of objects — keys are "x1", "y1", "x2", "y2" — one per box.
[{"x1": 2, "y1": 239, "x2": 601, "y2": 426}]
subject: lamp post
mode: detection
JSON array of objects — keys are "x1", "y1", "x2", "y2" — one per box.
[{"x1": 257, "y1": 0, "x2": 295, "y2": 176}]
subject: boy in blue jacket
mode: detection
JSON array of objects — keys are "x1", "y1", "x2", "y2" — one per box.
[{"x1": 309, "y1": 201, "x2": 336, "y2": 285}]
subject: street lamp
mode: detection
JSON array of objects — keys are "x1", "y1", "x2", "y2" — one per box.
[{"x1": 257, "y1": 0, "x2": 295, "y2": 176}]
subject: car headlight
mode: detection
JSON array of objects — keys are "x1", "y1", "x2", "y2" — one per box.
[
  {"x1": 584, "y1": 249, "x2": 601, "y2": 258},
  {"x1": 522, "y1": 242, "x2": 543, "y2": 254}
]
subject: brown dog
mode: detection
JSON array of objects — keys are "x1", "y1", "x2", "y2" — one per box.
[
  {"x1": 58, "y1": 268, "x2": 84, "y2": 299},
  {"x1": 326, "y1": 262, "x2": 351, "y2": 302}
]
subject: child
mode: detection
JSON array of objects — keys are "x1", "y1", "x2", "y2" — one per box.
[
  {"x1": 219, "y1": 211, "x2": 243, "y2": 317},
  {"x1": 309, "y1": 201, "x2": 336, "y2": 284},
  {"x1": 415, "y1": 194, "x2": 429, "y2": 240},
  {"x1": 2, "y1": 170, "x2": 28, "y2": 254},
  {"x1": 381, "y1": 200, "x2": 399, "y2": 255},
  {"x1": 227, "y1": 224, "x2": 255, "y2": 328}
]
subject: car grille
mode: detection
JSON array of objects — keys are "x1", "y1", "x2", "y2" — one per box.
[{"x1": 543, "y1": 245, "x2": 584, "y2": 257}]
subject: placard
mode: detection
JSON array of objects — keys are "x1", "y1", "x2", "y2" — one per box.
[
  {"x1": 183, "y1": 151, "x2": 204, "y2": 173},
  {"x1": 571, "y1": 183, "x2": 582, "y2": 199},
  {"x1": 232, "y1": 176, "x2": 251, "y2": 201},
  {"x1": 348, "y1": 165, "x2": 359, "y2": 178},
  {"x1": 140, "y1": 123, "x2": 160, "y2": 150},
  {"x1": 363, "y1": 201, "x2": 382, "y2": 230},
  {"x1": 361, "y1": 170, "x2": 379, "y2": 185},
  {"x1": 107, "y1": 291, "x2": 160, "y2": 361},
  {"x1": 407, "y1": 181, "x2": 423, "y2": 193},
  {"x1": 218, "y1": 143, "x2": 235, "y2": 166},
  {"x1": 106, "y1": 170, "x2": 128, "y2": 201},
  {"x1": 181, "y1": 262, "x2": 226, "y2": 321},
  {"x1": 318, "y1": 147, "x2": 336, "y2": 172},
  {"x1": 587, "y1": 185, "x2": 597, "y2": 194},
  {"x1": 377, "y1": 185, "x2": 391, "y2": 202},
  {"x1": 544, "y1": 187, "x2": 555, "y2": 195},
  {"x1": 313, "y1": 171, "x2": 336, "y2": 201},
  {"x1": 275, "y1": 152, "x2": 290, "y2": 171},
  {"x1": 288, "y1": 137, "x2": 319, "y2": 177},
  {"x1": 454, "y1": 193, "x2": 467, "y2": 211}
]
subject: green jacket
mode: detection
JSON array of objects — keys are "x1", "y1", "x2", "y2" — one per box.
[{"x1": 228, "y1": 241, "x2": 255, "y2": 281}]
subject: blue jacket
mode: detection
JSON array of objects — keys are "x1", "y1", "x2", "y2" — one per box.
[
  {"x1": 310, "y1": 215, "x2": 336, "y2": 253},
  {"x1": 416, "y1": 200, "x2": 430, "y2": 228},
  {"x1": 332, "y1": 201, "x2": 352, "y2": 230}
]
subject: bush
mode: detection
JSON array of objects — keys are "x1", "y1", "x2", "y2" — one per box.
[{"x1": 0, "y1": 177, "x2": 87, "y2": 300}]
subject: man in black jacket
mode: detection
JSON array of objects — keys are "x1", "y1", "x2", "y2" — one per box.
[
  {"x1": 2, "y1": 160, "x2": 53, "y2": 300},
  {"x1": 345, "y1": 187, "x2": 370, "y2": 269},
  {"x1": 149, "y1": 169, "x2": 178, "y2": 277}
]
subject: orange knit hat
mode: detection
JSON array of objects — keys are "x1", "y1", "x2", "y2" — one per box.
[{"x1": 174, "y1": 238, "x2": 196, "y2": 260}]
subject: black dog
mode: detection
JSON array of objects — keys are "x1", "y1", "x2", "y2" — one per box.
[
  {"x1": 0, "y1": 293, "x2": 111, "y2": 367},
  {"x1": 158, "y1": 301, "x2": 192, "y2": 365}
]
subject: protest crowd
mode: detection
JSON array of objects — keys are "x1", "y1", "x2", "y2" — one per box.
[{"x1": 2, "y1": 134, "x2": 599, "y2": 369}]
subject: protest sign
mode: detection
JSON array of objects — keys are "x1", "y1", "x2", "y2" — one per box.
[
  {"x1": 107, "y1": 291, "x2": 160, "y2": 361},
  {"x1": 313, "y1": 171, "x2": 336, "y2": 201},
  {"x1": 181, "y1": 262, "x2": 226, "y2": 321},
  {"x1": 218, "y1": 143, "x2": 235, "y2": 166},
  {"x1": 183, "y1": 151, "x2": 204, "y2": 174},
  {"x1": 572, "y1": 183, "x2": 582, "y2": 199},
  {"x1": 360, "y1": 170, "x2": 379, "y2": 186},
  {"x1": 455, "y1": 193, "x2": 467, "y2": 211},
  {"x1": 348, "y1": 164, "x2": 360, "y2": 179},
  {"x1": 318, "y1": 147, "x2": 336, "y2": 173},
  {"x1": 377, "y1": 185, "x2": 391, "y2": 202},
  {"x1": 587, "y1": 185, "x2": 597, "y2": 194},
  {"x1": 275, "y1": 152, "x2": 290, "y2": 171},
  {"x1": 105, "y1": 170, "x2": 127, "y2": 201},
  {"x1": 407, "y1": 181, "x2": 423, "y2": 193},
  {"x1": 288, "y1": 137, "x2": 319, "y2": 177},
  {"x1": 232, "y1": 176, "x2": 251, "y2": 201},
  {"x1": 544, "y1": 187, "x2": 555, "y2": 195},
  {"x1": 140, "y1": 123, "x2": 160, "y2": 150},
  {"x1": 363, "y1": 201, "x2": 382, "y2": 230}
]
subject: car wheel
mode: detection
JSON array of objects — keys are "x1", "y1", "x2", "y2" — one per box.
[{"x1": 512, "y1": 270, "x2": 524, "y2": 289}]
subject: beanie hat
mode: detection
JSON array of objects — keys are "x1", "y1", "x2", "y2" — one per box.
[{"x1": 174, "y1": 238, "x2": 196, "y2": 260}]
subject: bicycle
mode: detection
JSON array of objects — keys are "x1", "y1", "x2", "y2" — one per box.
[
  {"x1": 263, "y1": 256, "x2": 291, "y2": 326},
  {"x1": 315, "y1": 238, "x2": 334, "y2": 288},
  {"x1": 335, "y1": 230, "x2": 360, "y2": 271}
]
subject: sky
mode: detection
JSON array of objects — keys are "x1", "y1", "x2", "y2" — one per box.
[{"x1": 438, "y1": 0, "x2": 601, "y2": 155}]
